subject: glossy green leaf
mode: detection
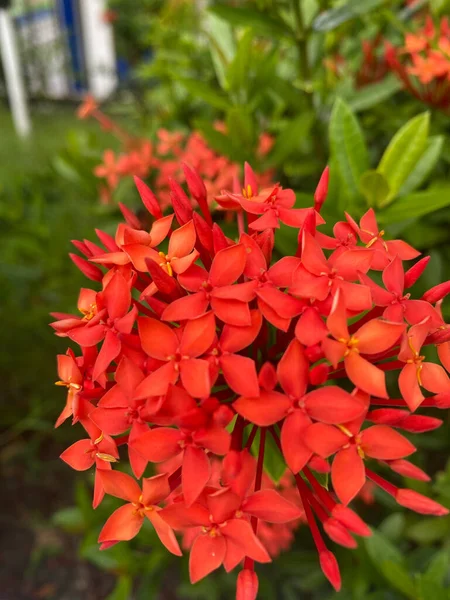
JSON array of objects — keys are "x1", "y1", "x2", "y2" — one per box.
[
  {"x1": 263, "y1": 432, "x2": 287, "y2": 482},
  {"x1": 377, "y1": 112, "x2": 430, "y2": 206},
  {"x1": 313, "y1": 0, "x2": 384, "y2": 31},
  {"x1": 359, "y1": 170, "x2": 390, "y2": 207},
  {"x1": 329, "y1": 98, "x2": 369, "y2": 201},
  {"x1": 209, "y1": 5, "x2": 290, "y2": 39},
  {"x1": 349, "y1": 76, "x2": 402, "y2": 112},
  {"x1": 176, "y1": 78, "x2": 230, "y2": 110},
  {"x1": 204, "y1": 13, "x2": 235, "y2": 91},
  {"x1": 398, "y1": 135, "x2": 444, "y2": 197},
  {"x1": 378, "y1": 187, "x2": 450, "y2": 223},
  {"x1": 251, "y1": 430, "x2": 285, "y2": 483}
]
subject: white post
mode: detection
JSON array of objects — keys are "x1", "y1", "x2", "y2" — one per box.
[
  {"x1": 79, "y1": 0, "x2": 117, "y2": 100},
  {"x1": 0, "y1": 8, "x2": 31, "y2": 137}
]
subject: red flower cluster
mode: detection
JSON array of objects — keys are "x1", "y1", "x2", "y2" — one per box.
[
  {"x1": 386, "y1": 16, "x2": 450, "y2": 112},
  {"x1": 78, "y1": 96, "x2": 273, "y2": 207},
  {"x1": 52, "y1": 162, "x2": 450, "y2": 598},
  {"x1": 356, "y1": 36, "x2": 390, "y2": 88}
]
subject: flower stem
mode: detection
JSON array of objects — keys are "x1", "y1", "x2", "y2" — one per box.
[
  {"x1": 290, "y1": 0, "x2": 312, "y2": 105},
  {"x1": 244, "y1": 427, "x2": 266, "y2": 571}
]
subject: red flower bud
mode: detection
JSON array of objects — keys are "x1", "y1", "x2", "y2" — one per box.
[
  {"x1": 319, "y1": 551, "x2": 341, "y2": 592},
  {"x1": 396, "y1": 489, "x2": 449, "y2": 516},
  {"x1": 118, "y1": 202, "x2": 141, "y2": 229},
  {"x1": 314, "y1": 166, "x2": 330, "y2": 213},
  {"x1": 404, "y1": 256, "x2": 430, "y2": 288},
  {"x1": 236, "y1": 569, "x2": 259, "y2": 600},
  {"x1": 331, "y1": 505, "x2": 371, "y2": 537},
  {"x1": 422, "y1": 280, "x2": 450, "y2": 304},
  {"x1": 387, "y1": 459, "x2": 430, "y2": 482},
  {"x1": 309, "y1": 363, "x2": 329, "y2": 386},
  {"x1": 134, "y1": 176, "x2": 163, "y2": 219},
  {"x1": 324, "y1": 518, "x2": 357, "y2": 548},
  {"x1": 69, "y1": 253, "x2": 103, "y2": 282},
  {"x1": 304, "y1": 344, "x2": 324, "y2": 363}
]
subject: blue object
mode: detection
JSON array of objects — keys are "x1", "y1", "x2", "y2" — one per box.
[{"x1": 57, "y1": 0, "x2": 86, "y2": 93}]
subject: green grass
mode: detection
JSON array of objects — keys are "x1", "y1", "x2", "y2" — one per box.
[{"x1": 0, "y1": 103, "x2": 92, "y2": 177}]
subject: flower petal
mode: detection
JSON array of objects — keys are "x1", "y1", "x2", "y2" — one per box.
[
  {"x1": 331, "y1": 447, "x2": 365, "y2": 505},
  {"x1": 98, "y1": 503, "x2": 143, "y2": 543},
  {"x1": 189, "y1": 534, "x2": 226, "y2": 584}
]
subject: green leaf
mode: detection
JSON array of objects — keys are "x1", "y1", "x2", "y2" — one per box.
[
  {"x1": 398, "y1": 135, "x2": 444, "y2": 197},
  {"x1": 349, "y1": 76, "x2": 402, "y2": 112},
  {"x1": 209, "y1": 5, "x2": 290, "y2": 39},
  {"x1": 377, "y1": 112, "x2": 430, "y2": 206},
  {"x1": 423, "y1": 549, "x2": 450, "y2": 583},
  {"x1": 365, "y1": 528, "x2": 405, "y2": 567},
  {"x1": 378, "y1": 187, "x2": 450, "y2": 223},
  {"x1": 265, "y1": 113, "x2": 314, "y2": 168},
  {"x1": 263, "y1": 432, "x2": 286, "y2": 482},
  {"x1": 406, "y1": 515, "x2": 450, "y2": 544},
  {"x1": 251, "y1": 430, "x2": 285, "y2": 482},
  {"x1": 302, "y1": 0, "x2": 320, "y2": 28},
  {"x1": 313, "y1": 0, "x2": 385, "y2": 31},
  {"x1": 176, "y1": 78, "x2": 230, "y2": 111},
  {"x1": 359, "y1": 170, "x2": 390, "y2": 207},
  {"x1": 51, "y1": 507, "x2": 85, "y2": 533},
  {"x1": 226, "y1": 29, "x2": 253, "y2": 95},
  {"x1": 194, "y1": 119, "x2": 245, "y2": 162},
  {"x1": 52, "y1": 155, "x2": 82, "y2": 184},
  {"x1": 416, "y1": 576, "x2": 448, "y2": 600},
  {"x1": 329, "y1": 98, "x2": 368, "y2": 202},
  {"x1": 364, "y1": 530, "x2": 415, "y2": 599},
  {"x1": 379, "y1": 562, "x2": 416, "y2": 599},
  {"x1": 106, "y1": 575, "x2": 133, "y2": 600},
  {"x1": 225, "y1": 106, "x2": 255, "y2": 151},
  {"x1": 204, "y1": 13, "x2": 235, "y2": 91}
]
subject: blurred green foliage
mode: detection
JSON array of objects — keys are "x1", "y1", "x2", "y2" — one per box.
[{"x1": 2, "y1": 0, "x2": 450, "y2": 597}]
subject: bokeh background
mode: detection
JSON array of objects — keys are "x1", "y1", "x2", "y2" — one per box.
[{"x1": 1, "y1": 0, "x2": 450, "y2": 598}]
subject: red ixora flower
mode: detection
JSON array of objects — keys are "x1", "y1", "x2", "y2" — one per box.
[
  {"x1": 54, "y1": 159, "x2": 450, "y2": 599},
  {"x1": 385, "y1": 16, "x2": 450, "y2": 113}
]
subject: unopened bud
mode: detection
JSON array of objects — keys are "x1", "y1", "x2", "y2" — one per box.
[
  {"x1": 398, "y1": 415, "x2": 442, "y2": 433},
  {"x1": 319, "y1": 550, "x2": 341, "y2": 591},
  {"x1": 169, "y1": 178, "x2": 193, "y2": 225},
  {"x1": 396, "y1": 489, "x2": 449, "y2": 516},
  {"x1": 422, "y1": 280, "x2": 450, "y2": 304},
  {"x1": 387, "y1": 459, "x2": 430, "y2": 482},
  {"x1": 432, "y1": 392, "x2": 450, "y2": 408},
  {"x1": 304, "y1": 344, "x2": 324, "y2": 363},
  {"x1": 236, "y1": 569, "x2": 259, "y2": 600},
  {"x1": 404, "y1": 256, "x2": 430, "y2": 289},
  {"x1": 70, "y1": 254, "x2": 103, "y2": 282},
  {"x1": 308, "y1": 455, "x2": 330, "y2": 473},
  {"x1": 314, "y1": 166, "x2": 329, "y2": 213},
  {"x1": 309, "y1": 363, "x2": 329, "y2": 386},
  {"x1": 324, "y1": 518, "x2": 357, "y2": 548},
  {"x1": 119, "y1": 202, "x2": 141, "y2": 229},
  {"x1": 331, "y1": 505, "x2": 371, "y2": 537},
  {"x1": 134, "y1": 176, "x2": 163, "y2": 219},
  {"x1": 182, "y1": 163, "x2": 207, "y2": 205}
]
